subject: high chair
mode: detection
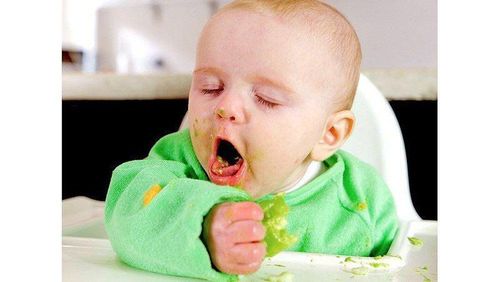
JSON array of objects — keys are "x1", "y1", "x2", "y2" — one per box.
[{"x1": 62, "y1": 73, "x2": 436, "y2": 281}]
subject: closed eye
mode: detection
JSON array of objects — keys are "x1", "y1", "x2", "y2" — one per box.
[
  {"x1": 255, "y1": 95, "x2": 279, "y2": 109},
  {"x1": 201, "y1": 88, "x2": 223, "y2": 95}
]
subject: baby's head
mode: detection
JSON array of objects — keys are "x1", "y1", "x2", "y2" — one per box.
[{"x1": 188, "y1": 0, "x2": 362, "y2": 198}]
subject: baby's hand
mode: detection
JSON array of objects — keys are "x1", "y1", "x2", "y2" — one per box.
[{"x1": 203, "y1": 202, "x2": 266, "y2": 275}]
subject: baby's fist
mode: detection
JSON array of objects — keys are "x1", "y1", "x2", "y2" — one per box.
[{"x1": 203, "y1": 201, "x2": 266, "y2": 275}]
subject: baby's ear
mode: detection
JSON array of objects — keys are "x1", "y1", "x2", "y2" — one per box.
[{"x1": 310, "y1": 110, "x2": 355, "y2": 161}]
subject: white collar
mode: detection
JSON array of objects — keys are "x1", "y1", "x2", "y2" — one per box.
[{"x1": 282, "y1": 161, "x2": 325, "y2": 194}]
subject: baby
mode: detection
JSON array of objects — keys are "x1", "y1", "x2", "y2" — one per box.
[{"x1": 104, "y1": 1, "x2": 398, "y2": 281}]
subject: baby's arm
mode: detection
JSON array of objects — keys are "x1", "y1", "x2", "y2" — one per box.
[
  {"x1": 203, "y1": 202, "x2": 266, "y2": 274},
  {"x1": 104, "y1": 159, "x2": 250, "y2": 281}
]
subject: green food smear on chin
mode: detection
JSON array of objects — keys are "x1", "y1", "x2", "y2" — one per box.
[{"x1": 258, "y1": 193, "x2": 297, "y2": 257}]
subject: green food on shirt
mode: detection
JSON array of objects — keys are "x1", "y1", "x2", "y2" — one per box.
[{"x1": 259, "y1": 193, "x2": 297, "y2": 257}]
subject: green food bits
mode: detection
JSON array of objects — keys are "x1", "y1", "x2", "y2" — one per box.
[
  {"x1": 417, "y1": 266, "x2": 428, "y2": 272},
  {"x1": 408, "y1": 237, "x2": 424, "y2": 247},
  {"x1": 344, "y1": 257, "x2": 355, "y2": 263},
  {"x1": 369, "y1": 262, "x2": 389, "y2": 268},
  {"x1": 356, "y1": 202, "x2": 367, "y2": 211},
  {"x1": 216, "y1": 108, "x2": 226, "y2": 117},
  {"x1": 259, "y1": 193, "x2": 297, "y2": 257}
]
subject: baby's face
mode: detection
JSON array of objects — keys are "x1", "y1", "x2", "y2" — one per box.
[{"x1": 188, "y1": 10, "x2": 339, "y2": 198}]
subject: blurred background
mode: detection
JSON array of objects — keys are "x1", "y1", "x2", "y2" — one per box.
[{"x1": 62, "y1": 0, "x2": 437, "y2": 220}]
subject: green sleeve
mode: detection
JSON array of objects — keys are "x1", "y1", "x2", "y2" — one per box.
[{"x1": 104, "y1": 151, "x2": 251, "y2": 281}]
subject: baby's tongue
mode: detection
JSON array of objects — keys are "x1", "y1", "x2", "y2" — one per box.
[{"x1": 211, "y1": 157, "x2": 243, "y2": 177}]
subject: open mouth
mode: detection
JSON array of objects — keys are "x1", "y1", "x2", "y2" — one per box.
[{"x1": 209, "y1": 138, "x2": 246, "y2": 186}]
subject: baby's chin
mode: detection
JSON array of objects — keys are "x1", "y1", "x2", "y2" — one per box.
[
  {"x1": 241, "y1": 181, "x2": 279, "y2": 200},
  {"x1": 244, "y1": 187, "x2": 263, "y2": 199}
]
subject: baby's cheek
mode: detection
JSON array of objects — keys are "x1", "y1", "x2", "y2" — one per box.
[
  {"x1": 260, "y1": 158, "x2": 286, "y2": 179},
  {"x1": 191, "y1": 117, "x2": 212, "y2": 139},
  {"x1": 191, "y1": 121, "x2": 214, "y2": 165}
]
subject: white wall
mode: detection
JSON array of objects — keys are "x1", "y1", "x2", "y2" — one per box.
[
  {"x1": 327, "y1": 0, "x2": 437, "y2": 69},
  {"x1": 63, "y1": 0, "x2": 436, "y2": 71},
  {"x1": 96, "y1": 1, "x2": 213, "y2": 73},
  {"x1": 218, "y1": 0, "x2": 437, "y2": 69}
]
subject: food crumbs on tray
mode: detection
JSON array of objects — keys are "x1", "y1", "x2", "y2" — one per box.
[
  {"x1": 143, "y1": 184, "x2": 162, "y2": 206},
  {"x1": 263, "y1": 271, "x2": 294, "y2": 282},
  {"x1": 374, "y1": 255, "x2": 383, "y2": 260},
  {"x1": 273, "y1": 264, "x2": 286, "y2": 268},
  {"x1": 416, "y1": 266, "x2": 431, "y2": 281},
  {"x1": 416, "y1": 266, "x2": 428, "y2": 272},
  {"x1": 349, "y1": 266, "x2": 369, "y2": 276},
  {"x1": 369, "y1": 262, "x2": 389, "y2": 268},
  {"x1": 344, "y1": 257, "x2": 355, "y2": 263},
  {"x1": 408, "y1": 237, "x2": 424, "y2": 247}
]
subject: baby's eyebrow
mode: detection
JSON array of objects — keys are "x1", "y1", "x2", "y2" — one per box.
[{"x1": 193, "y1": 67, "x2": 225, "y2": 77}]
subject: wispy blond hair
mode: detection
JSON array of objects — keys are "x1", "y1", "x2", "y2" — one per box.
[{"x1": 216, "y1": 0, "x2": 362, "y2": 109}]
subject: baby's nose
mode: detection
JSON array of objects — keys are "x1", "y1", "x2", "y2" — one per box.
[
  {"x1": 215, "y1": 95, "x2": 247, "y2": 124},
  {"x1": 216, "y1": 107, "x2": 246, "y2": 124},
  {"x1": 216, "y1": 108, "x2": 236, "y2": 121}
]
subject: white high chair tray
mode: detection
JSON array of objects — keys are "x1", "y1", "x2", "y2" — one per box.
[{"x1": 63, "y1": 197, "x2": 436, "y2": 281}]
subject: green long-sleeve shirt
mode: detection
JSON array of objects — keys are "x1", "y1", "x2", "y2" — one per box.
[{"x1": 104, "y1": 129, "x2": 398, "y2": 281}]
